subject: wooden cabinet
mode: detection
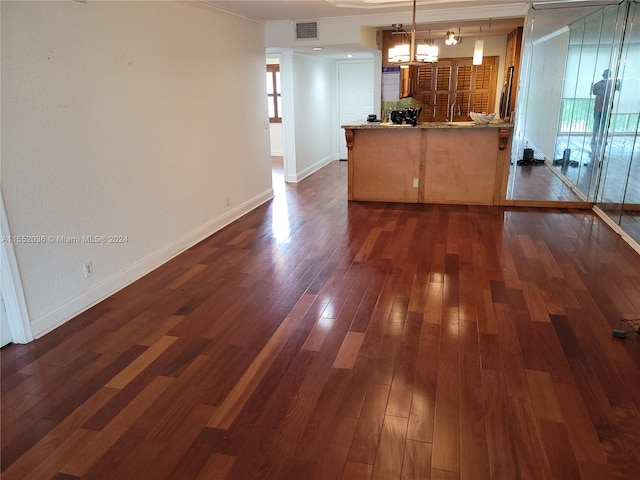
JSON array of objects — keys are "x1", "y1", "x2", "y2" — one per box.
[
  {"x1": 502, "y1": 27, "x2": 523, "y2": 119},
  {"x1": 382, "y1": 28, "x2": 501, "y2": 121},
  {"x1": 400, "y1": 66, "x2": 415, "y2": 98},
  {"x1": 411, "y1": 58, "x2": 498, "y2": 122}
]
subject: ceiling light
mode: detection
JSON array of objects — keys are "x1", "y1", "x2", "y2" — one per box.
[
  {"x1": 473, "y1": 40, "x2": 484, "y2": 65},
  {"x1": 473, "y1": 20, "x2": 490, "y2": 66},
  {"x1": 347, "y1": 54, "x2": 354, "y2": 58},
  {"x1": 416, "y1": 42, "x2": 438, "y2": 63},
  {"x1": 473, "y1": 26, "x2": 483, "y2": 65},
  {"x1": 445, "y1": 29, "x2": 461, "y2": 46},
  {"x1": 387, "y1": 0, "x2": 438, "y2": 65},
  {"x1": 312, "y1": 47, "x2": 324, "y2": 51}
]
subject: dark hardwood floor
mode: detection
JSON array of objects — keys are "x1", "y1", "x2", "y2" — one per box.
[{"x1": 2, "y1": 160, "x2": 640, "y2": 479}]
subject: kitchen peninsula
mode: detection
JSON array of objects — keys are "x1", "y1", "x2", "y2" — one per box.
[{"x1": 343, "y1": 122, "x2": 513, "y2": 205}]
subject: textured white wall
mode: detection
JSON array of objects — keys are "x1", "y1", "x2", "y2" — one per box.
[
  {"x1": 270, "y1": 123, "x2": 284, "y2": 156},
  {"x1": 291, "y1": 54, "x2": 337, "y2": 181},
  {"x1": 522, "y1": 31, "x2": 570, "y2": 159},
  {"x1": 1, "y1": 1, "x2": 272, "y2": 336}
]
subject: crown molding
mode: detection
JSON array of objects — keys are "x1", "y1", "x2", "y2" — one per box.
[{"x1": 266, "y1": 3, "x2": 530, "y2": 27}]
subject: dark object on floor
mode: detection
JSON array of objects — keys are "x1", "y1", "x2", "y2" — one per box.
[
  {"x1": 612, "y1": 329, "x2": 628, "y2": 339},
  {"x1": 553, "y1": 148, "x2": 579, "y2": 168},
  {"x1": 517, "y1": 148, "x2": 545, "y2": 166},
  {"x1": 523, "y1": 148, "x2": 534, "y2": 162}
]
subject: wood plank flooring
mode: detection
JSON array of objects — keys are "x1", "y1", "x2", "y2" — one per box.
[{"x1": 2, "y1": 159, "x2": 640, "y2": 479}]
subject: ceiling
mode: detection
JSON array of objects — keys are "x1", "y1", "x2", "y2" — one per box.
[
  {"x1": 207, "y1": 0, "x2": 532, "y2": 23},
  {"x1": 205, "y1": 0, "x2": 611, "y2": 56}
]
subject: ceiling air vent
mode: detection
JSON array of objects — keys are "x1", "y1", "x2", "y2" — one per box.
[{"x1": 295, "y1": 21, "x2": 319, "y2": 40}]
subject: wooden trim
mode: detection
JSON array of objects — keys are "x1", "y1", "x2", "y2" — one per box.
[
  {"x1": 418, "y1": 130, "x2": 427, "y2": 203},
  {"x1": 494, "y1": 129, "x2": 512, "y2": 206},
  {"x1": 345, "y1": 128, "x2": 354, "y2": 201},
  {"x1": 498, "y1": 128, "x2": 510, "y2": 150},
  {"x1": 506, "y1": 200, "x2": 592, "y2": 208}
]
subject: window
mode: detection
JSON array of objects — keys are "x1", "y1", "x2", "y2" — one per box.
[{"x1": 266, "y1": 65, "x2": 282, "y2": 123}]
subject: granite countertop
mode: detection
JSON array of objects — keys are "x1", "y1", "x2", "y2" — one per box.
[{"x1": 342, "y1": 121, "x2": 514, "y2": 129}]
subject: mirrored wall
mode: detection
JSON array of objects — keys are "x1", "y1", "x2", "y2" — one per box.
[{"x1": 510, "y1": 0, "x2": 640, "y2": 245}]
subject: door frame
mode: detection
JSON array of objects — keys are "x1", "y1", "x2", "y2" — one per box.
[
  {"x1": 1, "y1": 192, "x2": 33, "y2": 344},
  {"x1": 336, "y1": 53, "x2": 382, "y2": 160}
]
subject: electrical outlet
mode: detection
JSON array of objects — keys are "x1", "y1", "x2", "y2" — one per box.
[
  {"x1": 412, "y1": 178, "x2": 419, "y2": 188},
  {"x1": 83, "y1": 261, "x2": 93, "y2": 278}
]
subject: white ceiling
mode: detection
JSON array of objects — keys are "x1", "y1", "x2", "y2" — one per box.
[
  {"x1": 208, "y1": 0, "x2": 531, "y2": 23},
  {"x1": 205, "y1": 0, "x2": 615, "y2": 55}
]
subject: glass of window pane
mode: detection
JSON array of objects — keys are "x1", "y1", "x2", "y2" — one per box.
[{"x1": 266, "y1": 72, "x2": 274, "y2": 94}]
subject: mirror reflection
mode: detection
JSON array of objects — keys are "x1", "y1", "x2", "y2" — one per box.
[{"x1": 510, "y1": 0, "x2": 640, "y2": 245}]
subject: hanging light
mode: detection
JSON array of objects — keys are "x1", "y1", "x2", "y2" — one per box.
[
  {"x1": 445, "y1": 28, "x2": 461, "y2": 46},
  {"x1": 473, "y1": 26, "x2": 484, "y2": 65},
  {"x1": 416, "y1": 31, "x2": 438, "y2": 63},
  {"x1": 387, "y1": 0, "x2": 438, "y2": 65}
]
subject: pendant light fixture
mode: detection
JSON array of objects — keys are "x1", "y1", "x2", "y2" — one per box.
[
  {"x1": 473, "y1": 26, "x2": 484, "y2": 65},
  {"x1": 387, "y1": 0, "x2": 438, "y2": 65}
]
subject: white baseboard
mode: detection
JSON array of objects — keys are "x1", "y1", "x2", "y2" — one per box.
[
  {"x1": 30, "y1": 188, "x2": 274, "y2": 339},
  {"x1": 271, "y1": 149, "x2": 284, "y2": 157},
  {"x1": 287, "y1": 155, "x2": 335, "y2": 183}
]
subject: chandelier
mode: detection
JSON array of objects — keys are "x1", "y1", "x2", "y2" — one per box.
[{"x1": 387, "y1": 0, "x2": 439, "y2": 65}]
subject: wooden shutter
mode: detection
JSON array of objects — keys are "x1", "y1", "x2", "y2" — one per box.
[
  {"x1": 414, "y1": 66, "x2": 434, "y2": 121},
  {"x1": 471, "y1": 58, "x2": 498, "y2": 114},
  {"x1": 454, "y1": 60, "x2": 473, "y2": 120},
  {"x1": 404, "y1": 56, "x2": 498, "y2": 122},
  {"x1": 433, "y1": 61, "x2": 452, "y2": 122}
]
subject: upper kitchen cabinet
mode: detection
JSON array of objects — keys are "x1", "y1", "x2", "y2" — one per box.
[{"x1": 502, "y1": 27, "x2": 523, "y2": 119}]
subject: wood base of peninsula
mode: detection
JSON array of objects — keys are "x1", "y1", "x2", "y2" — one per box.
[{"x1": 344, "y1": 124, "x2": 513, "y2": 206}]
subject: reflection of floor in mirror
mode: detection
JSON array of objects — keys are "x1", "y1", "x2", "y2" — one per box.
[
  {"x1": 510, "y1": 161, "x2": 584, "y2": 202},
  {"x1": 510, "y1": 134, "x2": 640, "y2": 245},
  {"x1": 553, "y1": 135, "x2": 640, "y2": 204},
  {"x1": 621, "y1": 212, "x2": 640, "y2": 244}
]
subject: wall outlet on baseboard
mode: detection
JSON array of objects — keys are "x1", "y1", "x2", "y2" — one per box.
[
  {"x1": 412, "y1": 178, "x2": 419, "y2": 188},
  {"x1": 83, "y1": 261, "x2": 93, "y2": 278}
]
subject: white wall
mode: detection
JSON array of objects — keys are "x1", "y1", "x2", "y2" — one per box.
[
  {"x1": 270, "y1": 123, "x2": 284, "y2": 156},
  {"x1": 1, "y1": 1, "x2": 273, "y2": 337},
  {"x1": 521, "y1": 30, "x2": 570, "y2": 159},
  {"x1": 290, "y1": 53, "x2": 337, "y2": 182}
]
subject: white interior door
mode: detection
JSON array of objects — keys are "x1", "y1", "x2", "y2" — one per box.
[{"x1": 338, "y1": 61, "x2": 374, "y2": 160}]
